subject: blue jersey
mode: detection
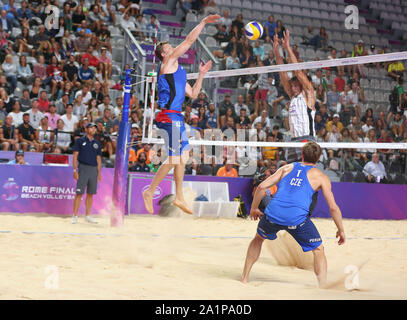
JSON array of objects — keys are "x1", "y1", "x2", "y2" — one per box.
[
  {"x1": 265, "y1": 162, "x2": 317, "y2": 226},
  {"x1": 156, "y1": 64, "x2": 187, "y2": 123},
  {"x1": 73, "y1": 136, "x2": 102, "y2": 167}
]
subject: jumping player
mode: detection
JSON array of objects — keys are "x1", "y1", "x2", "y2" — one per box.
[
  {"x1": 142, "y1": 14, "x2": 220, "y2": 215},
  {"x1": 241, "y1": 141, "x2": 346, "y2": 287},
  {"x1": 273, "y1": 30, "x2": 316, "y2": 162}
]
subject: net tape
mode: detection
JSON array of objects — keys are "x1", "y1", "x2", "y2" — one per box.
[
  {"x1": 140, "y1": 137, "x2": 407, "y2": 150},
  {"x1": 145, "y1": 51, "x2": 407, "y2": 82}
]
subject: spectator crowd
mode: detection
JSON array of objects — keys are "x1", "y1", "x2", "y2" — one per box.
[{"x1": 0, "y1": 0, "x2": 148, "y2": 166}]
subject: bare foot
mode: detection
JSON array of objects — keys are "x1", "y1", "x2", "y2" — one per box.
[
  {"x1": 241, "y1": 278, "x2": 248, "y2": 284},
  {"x1": 173, "y1": 199, "x2": 193, "y2": 215},
  {"x1": 142, "y1": 190, "x2": 154, "y2": 214}
]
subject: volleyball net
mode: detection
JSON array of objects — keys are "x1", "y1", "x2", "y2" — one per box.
[{"x1": 135, "y1": 50, "x2": 407, "y2": 182}]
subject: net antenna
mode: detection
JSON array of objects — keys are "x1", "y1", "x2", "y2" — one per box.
[{"x1": 142, "y1": 23, "x2": 159, "y2": 144}]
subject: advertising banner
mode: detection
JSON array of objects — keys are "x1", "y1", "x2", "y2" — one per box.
[
  {"x1": 312, "y1": 182, "x2": 407, "y2": 220},
  {"x1": 0, "y1": 165, "x2": 114, "y2": 215},
  {"x1": 0, "y1": 165, "x2": 406, "y2": 220},
  {"x1": 127, "y1": 173, "x2": 172, "y2": 214}
]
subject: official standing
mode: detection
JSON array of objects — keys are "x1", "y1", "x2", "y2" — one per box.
[{"x1": 71, "y1": 123, "x2": 102, "y2": 224}]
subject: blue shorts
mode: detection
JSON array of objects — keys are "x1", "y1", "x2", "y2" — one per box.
[
  {"x1": 157, "y1": 121, "x2": 189, "y2": 157},
  {"x1": 257, "y1": 214, "x2": 322, "y2": 252}
]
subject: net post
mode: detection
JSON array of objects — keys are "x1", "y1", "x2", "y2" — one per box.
[
  {"x1": 148, "y1": 24, "x2": 159, "y2": 141},
  {"x1": 111, "y1": 69, "x2": 132, "y2": 227},
  {"x1": 142, "y1": 77, "x2": 149, "y2": 141}
]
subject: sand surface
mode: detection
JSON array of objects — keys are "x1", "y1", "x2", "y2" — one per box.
[{"x1": 0, "y1": 213, "x2": 406, "y2": 300}]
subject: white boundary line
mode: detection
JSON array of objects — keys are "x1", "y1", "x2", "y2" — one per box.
[{"x1": 1, "y1": 230, "x2": 406, "y2": 240}]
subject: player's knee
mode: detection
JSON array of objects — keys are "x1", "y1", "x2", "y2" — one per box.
[
  {"x1": 312, "y1": 244, "x2": 324, "y2": 255},
  {"x1": 181, "y1": 151, "x2": 189, "y2": 164},
  {"x1": 254, "y1": 233, "x2": 265, "y2": 244}
]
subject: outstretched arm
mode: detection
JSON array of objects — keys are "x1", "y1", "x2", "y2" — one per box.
[
  {"x1": 169, "y1": 15, "x2": 220, "y2": 62},
  {"x1": 320, "y1": 173, "x2": 346, "y2": 245},
  {"x1": 185, "y1": 60, "x2": 212, "y2": 99},
  {"x1": 273, "y1": 34, "x2": 292, "y2": 98},
  {"x1": 257, "y1": 164, "x2": 293, "y2": 192},
  {"x1": 250, "y1": 164, "x2": 293, "y2": 220},
  {"x1": 282, "y1": 30, "x2": 315, "y2": 109},
  {"x1": 281, "y1": 30, "x2": 312, "y2": 89}
]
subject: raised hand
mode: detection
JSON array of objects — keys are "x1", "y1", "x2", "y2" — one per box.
[
  {"x1": 203, "y1": 14, "x2": 221, "y2": 24},
  {"x1": 282, "y1": 30, "x2": 290, "y2": 49},
  {"x1": 199, "y1": 60, "x2": 212, "y2": 74},
  {"x1": 272, "y1": 34, "x2": 279, "y2": 53}
]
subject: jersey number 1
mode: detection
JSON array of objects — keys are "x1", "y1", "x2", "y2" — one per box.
[{"x1": 290, "y1": 170, "x2": 303, "y2": 187}]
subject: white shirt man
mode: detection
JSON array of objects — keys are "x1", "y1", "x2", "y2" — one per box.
[
  {"x1": 135, "y1": 15, "x2": 148, "y2": 32},
  {"x1": 27, "y1": 107, "x2": 44, "y2": 129},
  {"x1": 253, "y1": 123, "x2": 267, "y2": 141},
  {"x1": 347, "y1": 83, "x2": 364, "y2": 108},
  {"x1": 219, "y1": 10, "x2": 232, "y2": 29},
  {"x1": 56, "y1": 130, "x2": 72, "y2": 148},
  {"x1": 60, "y1": 110, "x2": 79, "y2": 133},
  {"x1": 267, "y1": 84, "x2": 279, "y2": 106},
  {"x1": 120, "y1": 13, "x2": 136, "y2": 31},
  {"x1": 363, "y1": 153, "x2": 387, "y2": 182},
  {"x1": 347, "y1": 89, "x2": 359, "y2": 107},
  {"x1": 75, "y1": 89, "x2": 92, "y2": 105},
  {"x1": 312, "y1": 70, "x2": 324, "y2": 88},
  {"x1": 328, "y1": 49, "x2": 337, "y2": 61},
  {"x1": 252, "y1": 110, "x2": 271, "y2": 132},
  {"x1": 97, "y1": 102, "x2": 115, "y2": 115},
  {"x1": 362, "y1": 118, "x2": 375, "y2": 134},
  {"x1": 112, "y1": 105, "x2": 122, "y2": 118},
  {"x1": 9, "y1": 110, "x2": 24, "y2": 127},
  {"x1": 234, "y1": 96, "x2": 250, "y2": 115},
  {"x1": 367, "y1": 45, "x2": 377, "y2": 55}
]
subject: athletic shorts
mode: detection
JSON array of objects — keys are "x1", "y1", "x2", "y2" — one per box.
[
  {"x1": 157, "y1": 121, "x2": 190, "y2": 157},
  {"x1": 257, "y1": 214, "x2": 322, "y2": 252},
  {"x1": 255, "y1": 89, "x2": 268, "y2": 101},
  {"x1": 76, "y1": 163, "x2": 98, "y2": 195},
  {"x1": 286, "y1": 135, "x2": 316, "y2": 163}
]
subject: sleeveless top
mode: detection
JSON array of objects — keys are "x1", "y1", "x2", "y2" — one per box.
[
  {"x1": 2, "y1": 125, "x2": 15, "y2": 139},
  {"x1": 265, "y1": 162, "x2": 317, "y2": 226},
  {"x1": 289, "y1": 92, "x2": 315, "y2": 138},
  {"x1": 263, "y1": 146, "x2": 278, "y2": 159},
  {"x1": 156, "y1": 64, "x2": 187, "y2": 124}
]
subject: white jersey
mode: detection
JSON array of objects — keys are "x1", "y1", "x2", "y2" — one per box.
[{"x1": 289, "y1": 92, "x2": 315, "y2": 138}]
